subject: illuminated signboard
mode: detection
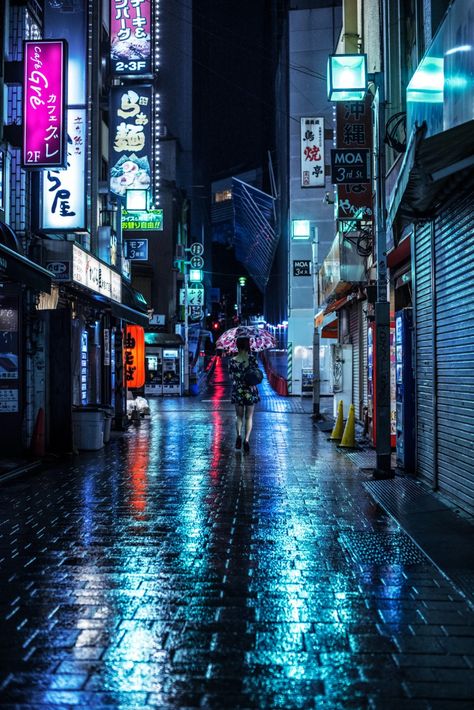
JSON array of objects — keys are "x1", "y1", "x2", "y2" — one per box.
[
  {"x1": 122, "y1": 208, "x2": 163, "y2": 231},
  {"x1": 72, "y1": 245, "x2": 122, "y2": 303},
  {"x1": 300, "y1": 117, "x2": 325, "y2": 187},
  {"x1": 41, "y1": 108, "x2": 86, "y2": 230},
  {"x1": 23, "y1": 40, "x2": 67, "y2": 168},
  {"x1": 124, "y1": 325, "x2": 145, "y2": 388},
  {"x1": 110, "y1": 85, "x2": 152, "y2": 197},
  {"x1": 110, "y1": 0, "x2": 152, "y2": 76}
]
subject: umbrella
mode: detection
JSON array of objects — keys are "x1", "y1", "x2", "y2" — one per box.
[{"x1": 216, "y1": 325, "x2": 276, "y2": 353}]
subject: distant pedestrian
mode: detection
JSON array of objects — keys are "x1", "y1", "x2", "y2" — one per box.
[{"x1": 228, "y1": 336, "x2": 260, "y2": 453}]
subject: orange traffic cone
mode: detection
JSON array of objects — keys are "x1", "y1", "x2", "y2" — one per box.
[
  {"x1": 31, "y1": 407, "x2": 45, "y2": 457},
  {"x1": 329, "y1": 400, "x2": 344, "y2": 442}
]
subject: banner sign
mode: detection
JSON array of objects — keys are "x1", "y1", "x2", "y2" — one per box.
[
  {"x1": 300, "y1": 117, "x2": 325, "y2": 187},
  {"x1": 41, "y1": 108, "x2": 86, "y2": 230},
  {"x1": 336, "y1": 98, "x2": 374, "y2": 221},
  {"x1": 331, "y1": 149, "x2": 371, "y2": 184},
  {"x1": 124, "y1": 239, "x2": 148, "y2": 260},
  {"x1": 110, "y1": 0, "x2": 152, "y2": 76},
  {"x1": 23, "y1": 40, "x2": 67, "y2": 168},
  {"x1": 122, "y1": 208, "x2": 163, "y2": 231},
  {"x1": 110, "y1": 85, "x2": 152, "y2": 197}
]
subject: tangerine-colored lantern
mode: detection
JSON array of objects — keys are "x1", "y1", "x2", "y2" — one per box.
[{"x1": 123, "y1": 325, "x2": 145, "y2": 388}]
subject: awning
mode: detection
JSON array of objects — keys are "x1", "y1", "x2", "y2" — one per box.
[
  {"x1": 110, "y1": 300, "x2": 149, "y2": 327},
  {"x1": 388, "y1": 120, "x2": 474, "y2": 226},
  {"x1": 321, "y1": 318, "x2": 338, "y2": 339},
  {"x1": 144, "y1": 332, "x2": 184, "y2": 346},
  {"x1": 0, "y1": 242, "x2": 52, "y2": 293},
  {"x1": 232, "y1": 177, "x2": 278, "y2": 292}
]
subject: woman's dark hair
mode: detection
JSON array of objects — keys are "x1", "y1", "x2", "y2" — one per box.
[{"x1": 236, "y1": 336, "x2": 250, "y2": 353}]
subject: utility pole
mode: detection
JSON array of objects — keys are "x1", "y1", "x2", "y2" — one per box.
[
  {"x1": 372, "y1": 73, "x2": 393, "y2": 478},
  {"x1": 183, "y1": 268, "x2": 190, "y2": 395},
  {"x1": 311, "y1": 229, "x2": 321, "y2": 419}
]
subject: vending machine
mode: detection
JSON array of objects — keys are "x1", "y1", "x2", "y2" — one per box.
[
  {"x1": 145, "y1": 347, "x2": 163, "y2": 396},
  {"x1": 80, "y1": 330, "x2": 88, "y2": 404},
  {"x1": 367, "y1": 320, "x2": 397, "y2": 448},
  {"x1": 395, "y1": 308, "x2": 415, "y2": 471},
  {"x1": 162, "y1": 348, "x2": 181, "y2": 395}
]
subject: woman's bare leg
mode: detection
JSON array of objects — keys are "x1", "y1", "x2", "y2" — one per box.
[
  {"x1": 235, "y1": 405, "x2": 244, "y2": 436},
  {"x1": 244, "y1": 405, "x2": 254, "y2": 442}
]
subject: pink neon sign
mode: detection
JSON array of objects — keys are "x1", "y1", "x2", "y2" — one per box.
[{"x1": 23, "y1": 40, "x2": 67, "y2": 168}]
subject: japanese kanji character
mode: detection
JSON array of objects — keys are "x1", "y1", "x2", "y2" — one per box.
[
  {"x1": 343, "y1": 124, "x2": 366, "y2": 145},
  {"x1": 304, "y1": 145, "x2": 321, "y2": 162},
  {"x1": 344, "y1": 102, "x2": 366, "y2": 120},
  {"x1": 113, "y1": 123, "x2": 145, "y2": 152},
  {"x1": 51, "y1": 190, "x2": 76, "y2": 217}
]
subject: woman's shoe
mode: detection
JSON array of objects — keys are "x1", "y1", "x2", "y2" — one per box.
[
  {"x1": 235, "y1": 435, "x2": 242, "y2": 450},
  {"x1": 243, "y1": 440, "x2": 250, "y2": 453}
]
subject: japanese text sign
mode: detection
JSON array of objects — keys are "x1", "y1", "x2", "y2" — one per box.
[
  {"x1": 124, "y1": 325, "x2": 145, "y2": 388},
  {"x1": 124, "y1": 239, "x2": 148, "y2": 260},
  {"x1": 293, "y1": 260, "x2": 312, "y2": 276},
  {"x1": 41, "y1": 109, "x2": 86, "y2": 230},
  {"x1": 110, "y1": 0, "x2": 152, "y2": 76},
  {"x1": 331, "y1": 149, "x2": 371, "y2": 184},
  {"x1": 110, "y1": 85, "x2": 152, "y2": 197},
  {"x1": 23, "y1": 40, "x2": 67, "y2": 168},
  {"x1": 300, "y1": 117, "x2": 325, "y2": 187},
  {"x1": 121, "y1": 208, "x2": 163, "y2": 231},
  {"x1": 336, "y1": 98, "x2": 374, "y2": 222},
  {"x1": 179, "y1": 288, "x2": 204, "y2": 306}
]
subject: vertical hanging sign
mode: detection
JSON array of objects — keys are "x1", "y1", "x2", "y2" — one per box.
[
  {"x1": 300, "y1": 117, "x2": 325, "y2": 187},
  {"x1": 336, "y1": 97, "x2": 374, "y2": 221},
  {"x1": 41, "y1": 108, "x2": 86, "y2": 230},
  {"x1": 109, "y1": 85, "x2": 152, "y2": 197},
  {"x1": 23, "y1": 40, "x2": 67, "y2": 168},
  {"x1": 110, "y1": 0, "x2": 152, "y2": 76}
]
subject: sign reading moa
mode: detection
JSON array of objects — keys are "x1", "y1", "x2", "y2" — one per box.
[{"x1": 330, "y1": 148, "x2": 371, "y2": 184}]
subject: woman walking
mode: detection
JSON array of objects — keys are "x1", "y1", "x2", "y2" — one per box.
[{"x1": 228, "y1": 336, "x2": 260, "y2": 453}]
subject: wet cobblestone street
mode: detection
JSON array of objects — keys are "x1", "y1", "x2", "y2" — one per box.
[{"x1": 1, "y1": 360, "x2": 474, "y2": 709}]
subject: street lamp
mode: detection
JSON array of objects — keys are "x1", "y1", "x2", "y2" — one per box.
[
  {"x1": 327, "y1": 54, "x2": 368, "y2": 101},
  {"x1": 327, "y1": 54, "x2": 392, "y2": 478}
]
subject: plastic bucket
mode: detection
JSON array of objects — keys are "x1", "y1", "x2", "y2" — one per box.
[{"x1": 72, "y1": 409, "x2": 104, "y2": 451}]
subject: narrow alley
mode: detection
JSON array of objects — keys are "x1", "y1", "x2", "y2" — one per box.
[{"x1": 1, "y1": 361, "x2": 474, "y2": 709}]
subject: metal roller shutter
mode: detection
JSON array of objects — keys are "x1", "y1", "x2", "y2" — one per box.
[
  {"x1": 350, "y1": 304, "x2": 360, "y2": 419},
  {"x1": 435, "y1": 195, "x2": 474, "y2": 514},
  {"x1": 362, "y1": 303, "x2": 368, "y2": 412},
  {"x1": 414, "y1": 221, "x2": 434, "y2": 485}
]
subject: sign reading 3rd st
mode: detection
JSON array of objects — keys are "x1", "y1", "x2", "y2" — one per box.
[{"x1": 331, "y1": 149, "x2": 371, "y2": 184}]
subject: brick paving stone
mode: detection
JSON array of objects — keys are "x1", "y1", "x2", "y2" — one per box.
[{"x1": 1, "y1": 360, "x2": 474, "y2": 708}]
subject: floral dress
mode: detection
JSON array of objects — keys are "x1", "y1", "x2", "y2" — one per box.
[{"x1": 229, "y1": 355, "x2": 261, "y2": 405}]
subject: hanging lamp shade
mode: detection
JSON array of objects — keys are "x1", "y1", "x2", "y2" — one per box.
[{"x1": 327, "y1": 54, "x2": 368, "y2": 101}]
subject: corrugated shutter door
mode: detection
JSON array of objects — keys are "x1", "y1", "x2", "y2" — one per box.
[
  {"x1": 414, "y1": 222, "x2": 434, "y2": 484},
  {"x1": 435, "y1": 195, "x2": 474, "y2": 514},
  {"x1": 350, "y1": 304, "x2": 360, "y2": 419},
  {"x1": 362, "y1": 304, "x2": 368, "y2": 412}
]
